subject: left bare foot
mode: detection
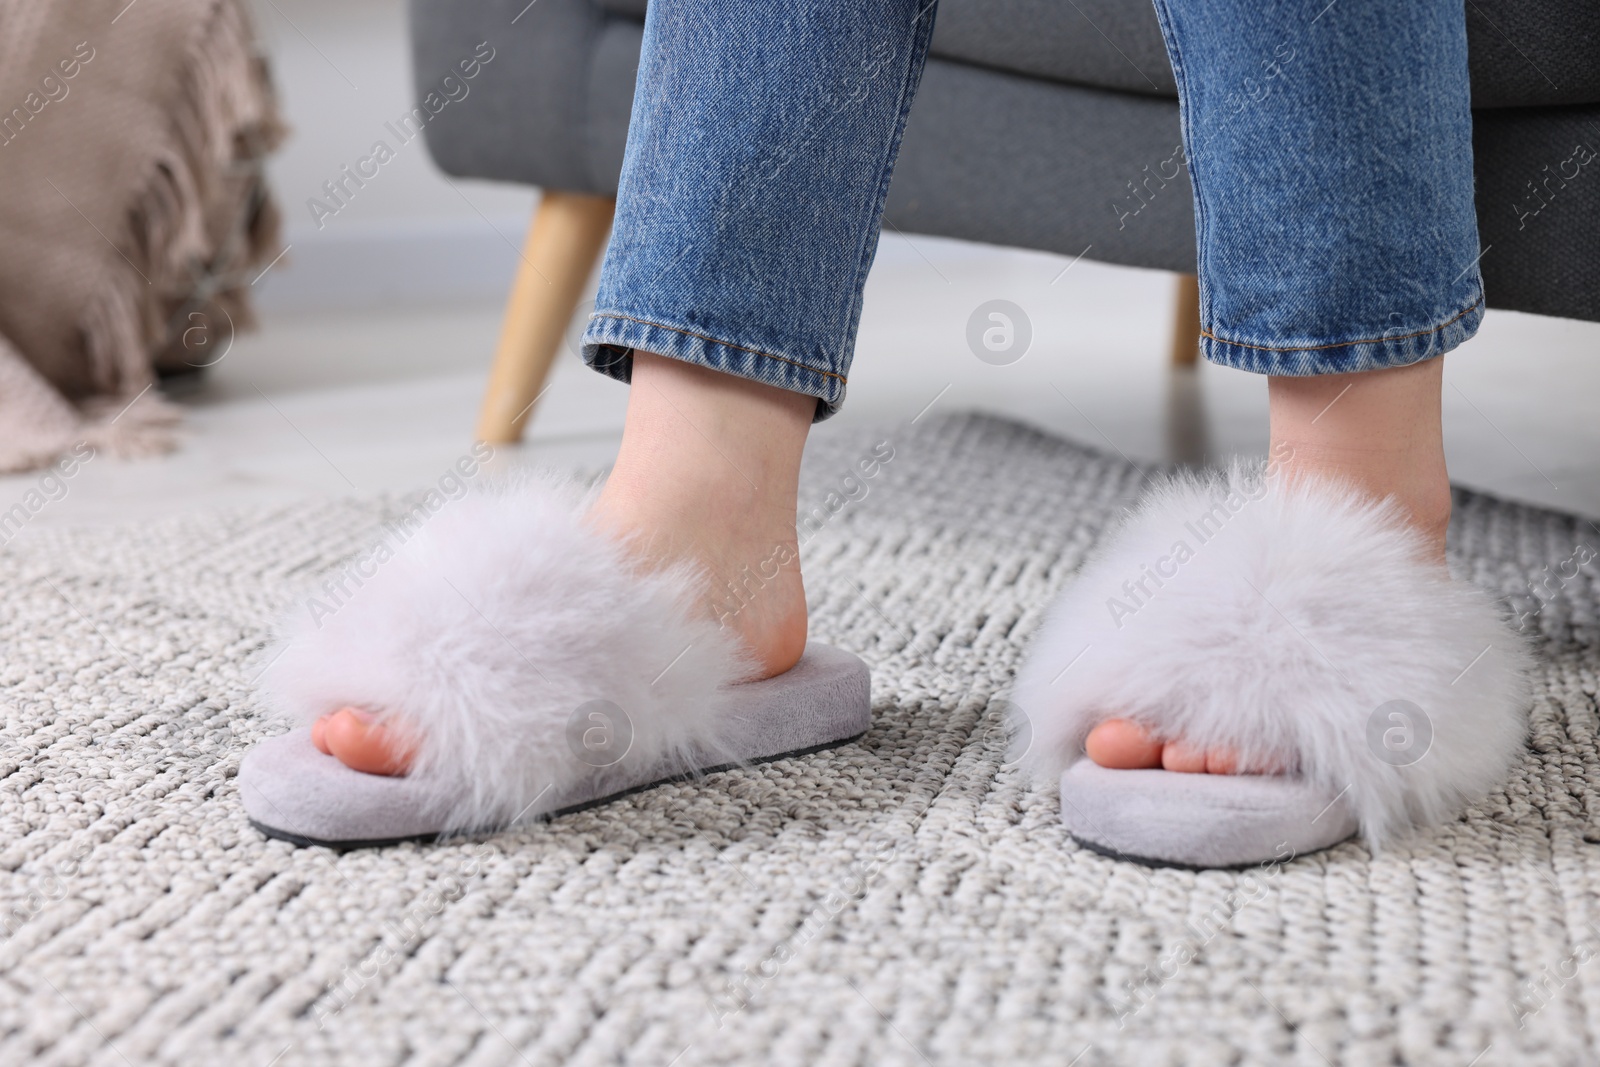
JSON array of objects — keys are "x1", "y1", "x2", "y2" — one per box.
[{"x1": 1085, "y1": 356, "x2": 1451, "y2": 773}]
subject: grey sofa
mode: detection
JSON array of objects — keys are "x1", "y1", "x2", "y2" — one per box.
[{"x1": 409, "y1": 0, "x2": 1600, "y2": 441}]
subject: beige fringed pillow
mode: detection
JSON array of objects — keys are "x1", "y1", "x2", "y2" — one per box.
[{"x1": 0, "y1": 0, "x2": 283, "y2": 473}]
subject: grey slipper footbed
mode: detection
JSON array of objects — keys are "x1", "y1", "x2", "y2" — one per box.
[
  {"x1": 1058, "y1": 761, "x2": 1360, "y2": 870},
  {"x1": 240, "y1": 643, "x2": 871, "y2": 849}
]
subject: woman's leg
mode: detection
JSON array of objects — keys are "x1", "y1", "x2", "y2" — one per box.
[
  {"x1": 1088, "y1": 0, "x2": 1481, "y2": 773},
  {"x1": 316, "y1": 0, "x2": 938, "y2": 773},
  {"x1": 580, "y1": 0, "x2": 940, "y2": 661}
]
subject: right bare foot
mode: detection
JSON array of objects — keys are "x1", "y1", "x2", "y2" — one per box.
[{"x1": 312, "y1": 351, "x2": 815, "y2": 775}]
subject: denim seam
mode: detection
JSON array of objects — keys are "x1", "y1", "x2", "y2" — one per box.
[
  {"x1": 589, "y1": 312, "x2": 848, "y2": 382},
  {"x1": 1200, "y1": 297, "x2": 1483, "y2": 354},
  {"x1": 838, "y1": 5, "x2": 939, "y2": 365}
]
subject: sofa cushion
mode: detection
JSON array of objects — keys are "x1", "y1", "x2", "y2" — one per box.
[{"x1": 590, "y1": 0, "x2": 1599, "y2": 108}]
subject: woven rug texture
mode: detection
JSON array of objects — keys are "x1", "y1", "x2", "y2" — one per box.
[{"x1": 2, "y1": 412, "x2": 1598, "y2": 1066}]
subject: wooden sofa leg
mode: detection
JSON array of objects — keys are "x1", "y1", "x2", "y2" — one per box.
[
  {"x1": 1170, "y1": 272, "x2": 1200, "y2": 367},
  {"x1": 475, "y1": 191, "x2": 616, "y2": 444}
]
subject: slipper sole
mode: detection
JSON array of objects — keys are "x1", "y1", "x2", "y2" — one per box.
[
  {"x1": 1058, "y1": 760, "x2": 1360, "y2": 870},
  {"x1": 240, "y1": 643, "x2": 871, "y2": 849}
]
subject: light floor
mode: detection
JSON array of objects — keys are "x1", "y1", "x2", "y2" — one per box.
[{"x1": 3, "y1": 237, "x2": 1598, "y2": 535}]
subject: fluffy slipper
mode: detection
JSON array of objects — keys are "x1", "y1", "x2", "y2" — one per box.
[
  {"x1": 241, "y1": 472, "x2": 870, "y2": 848},
  {"x1": 1009, "y1": 464, "x2": 1534, "y2": 869}
]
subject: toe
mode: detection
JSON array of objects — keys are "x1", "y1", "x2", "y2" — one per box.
[
  {"x1": 1085, "y1": 719, "x2": 1164, "y2": 769},
  {"x1": 1161, "y1": 741, "x2": 1209, "y2": 774},
  {"x1": 1085, "y1": 721, "x2": 1280, "y2": 777},
  {"x1": 322, "y1": 707, "x2": 417, "y2": 777},
  {"x1": 310, "y1": 715, "x2": 331, "y2": 755}
]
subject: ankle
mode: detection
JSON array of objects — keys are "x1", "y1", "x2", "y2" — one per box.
[
  {"x1": 1268, "y1": 358, "x2": 1451, "y2": 553},
  {"x1": 618, "y1": 353, "x2": 812, "y2": 481},
  {"x1": 1273, "y1": 438, "x2": 1452, "y2": 544},
  {"x1": 599, "y1": 353, "x2": 812, "y2": 529}
]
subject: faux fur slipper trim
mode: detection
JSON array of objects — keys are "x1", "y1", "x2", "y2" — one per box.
[
  {"x1": 1009, "y1": 463, "x2": 1535, "y2": 850},
  {"x1": 257, "y1": 471, "x2": 755, "y2": 834}
]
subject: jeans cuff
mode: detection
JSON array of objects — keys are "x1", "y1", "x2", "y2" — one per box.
[
  {"x1": 581, "y1": 312, "x2": 845, "y2": 421},
  {"x1": 1201, "y1": 295, "x2": 1484, "y2": 375}
]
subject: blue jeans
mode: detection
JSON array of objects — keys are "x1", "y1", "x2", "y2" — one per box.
[{"x1": 583, "y1": 0, "x2": 1484, "y2": 418}]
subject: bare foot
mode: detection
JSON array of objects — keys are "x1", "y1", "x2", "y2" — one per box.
[
  {"x1": 1085, "y1": 356, "x2": 1452, "y2": 774},
  {"x1": 314, "y1": 352, "x2": 815, "y2": 775}
]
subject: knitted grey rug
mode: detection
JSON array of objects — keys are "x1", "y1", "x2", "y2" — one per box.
[{"x1": 3, "y1": 412, "x2": 1598, "y2": 1066}]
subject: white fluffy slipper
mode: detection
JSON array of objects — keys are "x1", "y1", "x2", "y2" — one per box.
[
  {"x1": 240, "y1": 472, "x2": 870, "y2": 848},
  {"x1": 1009, "y1": 464, "x2": 1534, "y2": 869}
]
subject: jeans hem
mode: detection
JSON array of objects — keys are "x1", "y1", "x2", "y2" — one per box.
[
  {"x1": 581, "y1": 312, "x2": 846, "y2": 420},
  {"x1": 1200, "y1": 296, "x2": 1484, "y2": 375}
]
